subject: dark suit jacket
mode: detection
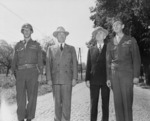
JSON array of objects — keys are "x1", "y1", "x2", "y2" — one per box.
[
  {"x1": 85, "y1": 43, "x2": 107, "y2": 85},
  {"x1": 46, "y1": 44, "x2": 78, "y2": 85},
  {"x1": 106, "y1": 34, "x2": 141, "y2": 80}
]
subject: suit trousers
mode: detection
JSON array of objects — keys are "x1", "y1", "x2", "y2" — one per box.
[
  {"x1": 52, "y1": 84, "x2": 72, "y2": 121},
  {"x1": 16, "y1": 68, "x2": 39, "y2": 121},
  {"x1": 90, "y1": 84, "x2": 110, "y2": 121},
  {"x1": 111, "y1": 70, "x2": 133, "y2": 121}
]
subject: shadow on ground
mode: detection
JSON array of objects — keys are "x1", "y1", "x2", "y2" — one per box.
[{"x1": 137, "y1": 83, "x2": 150, "y2": 90}]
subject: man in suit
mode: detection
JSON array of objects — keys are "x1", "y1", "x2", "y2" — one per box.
[
  {"x1": 11, "y1": 23, "x2": 43, "y2": 121},
  {"x1": 46, "y1": 26, "x2": 78, "y2": 121},
  {"x1": 106, "y1": 18, "x2": 141, "y2": 121},
  {"x1": 85, "y1": 27, "x2": 110, "y2": 121}
]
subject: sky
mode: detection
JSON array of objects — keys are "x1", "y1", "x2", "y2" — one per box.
[{"x1": 0, "y1": 0, "x2": 96, "y2": 62}]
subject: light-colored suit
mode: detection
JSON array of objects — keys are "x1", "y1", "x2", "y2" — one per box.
[{"x1": 46, "y1": 43, "x2": 78, "y2": 121}]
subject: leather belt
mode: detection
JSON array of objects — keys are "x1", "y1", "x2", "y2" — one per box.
[{"x1": 18, "y1": 64, "x2": 37, "y2": 70}]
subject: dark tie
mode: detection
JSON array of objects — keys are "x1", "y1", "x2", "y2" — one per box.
[
  {"x1": 99, "y1": 45, "x2": 102, "y2": 53},
  {"x1": 60, "y1": 44, "x2": 63, "y2": 51}
]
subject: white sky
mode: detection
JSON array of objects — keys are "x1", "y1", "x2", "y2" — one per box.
[{"x1": 0, "y1": 0, "x2": 96, "y2": 62}]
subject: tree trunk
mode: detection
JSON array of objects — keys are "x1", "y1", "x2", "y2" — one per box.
[
  {"x1": 146, "y1": 65, "x2": 150, "y2": 85},
  {"x1": 6, "y1": 67, "x2": 10, "y2": 77}
]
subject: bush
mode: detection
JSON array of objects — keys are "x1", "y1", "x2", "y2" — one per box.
[
  {"x1": 0, "y1": 75, "x2": 16, "y2": 88},
  {"x1": 38, "y1": 84, "x2": 52, "y2": 96},
  {"x1": 1, "y1": 87, "x2": 16, "y2": 104},
  {"x1": 0, "y1": 74, "x2": 52, "y2": 104}
]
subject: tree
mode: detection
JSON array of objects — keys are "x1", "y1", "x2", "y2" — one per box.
[
  {"x1": 41, "y1": 36, "x2": 55, "y2": 51},
  {"x1": 0, "y1": 40, "x2": 13, "y2": 76},
  {"x1": 90, "y1": 0, "x2": 150, "y2": 40},
  {"x1": 40, "y1": 36, "x2": 56, "y2": 66},
  {"x1": 89, "y1": 0, "x2": 150, "y2": 85}
]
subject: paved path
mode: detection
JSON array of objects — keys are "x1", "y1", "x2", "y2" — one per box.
[{"x1": 1, "y1": 83, "x2": 150, "y2": 121}]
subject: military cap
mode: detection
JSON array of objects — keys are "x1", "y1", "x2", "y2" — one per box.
[{"x1": 21, "y1": 23, "x2": 33, "y2": 33}]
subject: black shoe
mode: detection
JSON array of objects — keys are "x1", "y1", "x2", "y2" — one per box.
[{"x1": 26, "y1": 119, "x2": 31, "y2": 121}]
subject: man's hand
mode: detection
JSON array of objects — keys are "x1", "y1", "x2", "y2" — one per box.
[
  {"x1": 38, "y1": 74, "x2": 42, "y2": 82},
  {"x1": 106, "y1": 80, "x2": 111, "y2": 88},
  {"x1": 133, "y1": 78, "x2": 139, "y2": 84},
  {"x1": 47, "y1": 80, "x2": 52, "y2": 86},
  {"x1": 86, "y1": 81, "x2": 90, "y2": 88},
  {"x1": 72, "y1": 79, "x2": 77, "y2": 87}
]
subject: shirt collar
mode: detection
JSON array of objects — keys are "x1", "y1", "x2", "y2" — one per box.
[
  {"x1": 24, "y1": 38, "x2": 32, "y2": 44},
  {"x1": 59, "y1": 43, "x2": 65, "y2": 47},
  {"x1": 97, "y1": 43, "x2": 104, "y2": 48},
  {"x1": 115, "y1": 34, "x2": 124, "y2": 43}
]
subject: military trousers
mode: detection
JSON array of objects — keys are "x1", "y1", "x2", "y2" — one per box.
[
  {"x1": 52, "y1": 84, "x2": 72, "y2": 121},
  {"x1": 16, "y1": 68, "x2": 39, "y2": 121},
  {"x1": 111, "y1": 69, "x2": 133, "y2": 121}
]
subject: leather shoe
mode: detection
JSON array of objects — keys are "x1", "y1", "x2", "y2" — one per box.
[{"x1": 26, "y1": 119, "x2": 31, "y2": 121}]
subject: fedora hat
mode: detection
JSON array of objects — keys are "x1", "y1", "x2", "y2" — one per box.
[
  {"x1": 92, "y1": 27, "x2": 108, "y2": 38},
  {"x1": 53, "y1": 26, "x2": 69, "y2": 37}
]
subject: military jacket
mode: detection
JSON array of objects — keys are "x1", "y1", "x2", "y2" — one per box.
[
  {"x1": 11, "y1": 39, "x2": 43, "y2": 74},
  {"x1": 106, "y1": 35, "x2": 141, "y2": 80}
]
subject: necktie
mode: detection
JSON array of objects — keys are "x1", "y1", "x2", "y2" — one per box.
[
  {"x1": 99, "y1": 45, "x2": 101, "y2": 52},
  {"x1": 60, "y1": 44, "x2": 63, "y2": 51}
]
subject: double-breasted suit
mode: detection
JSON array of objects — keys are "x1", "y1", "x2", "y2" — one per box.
[
  {"x1": 106, "y1": 35, "x2": 141, "y2": 121},
  {"x1": 46, "y1": 43, "x2": 78, "y2": 121},
  {"x1": 85, "y1": 42, "x2": 110, "y2": 121}
]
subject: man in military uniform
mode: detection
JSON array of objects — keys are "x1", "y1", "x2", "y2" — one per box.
[
  {"x1": 11, "y1": 23, "x2": 43, "y2": 121},
  {"x1": 106, "y1": 18, "x2": 141, "y2": 121}
]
